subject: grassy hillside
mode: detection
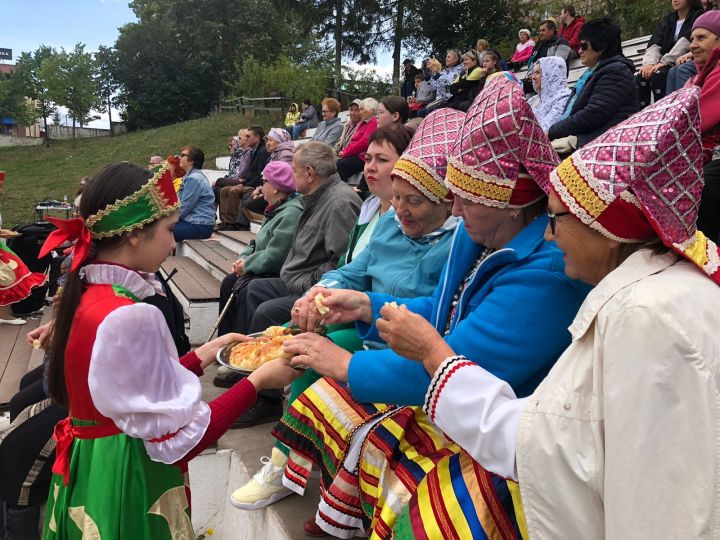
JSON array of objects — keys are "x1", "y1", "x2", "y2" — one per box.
[{"x1": 0, "y1": 112, "x2": 281, "y2": 228}]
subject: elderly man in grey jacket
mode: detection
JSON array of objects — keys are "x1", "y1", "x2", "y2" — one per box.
[{"x1": 227, "y1": 141, "x2": 362, "y2": 426}]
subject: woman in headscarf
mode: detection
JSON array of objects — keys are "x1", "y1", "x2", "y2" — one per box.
[
  {"x1": 528, "y1": 56, "x2": 572, "y2": 131},
  {"x1": 382, "y1": 84, "x2": 720, "y2": 539}
]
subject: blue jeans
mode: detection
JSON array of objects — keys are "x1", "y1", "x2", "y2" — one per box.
[
  {"x1": 174, "y1": 221, "x2": 213, "y2": 241},
  {"x1": 666, "y1": 62, "x2": 696, "y2": 95},
  {"x1": 291, "y1": 122, "x2": 310, "y2": 140}
]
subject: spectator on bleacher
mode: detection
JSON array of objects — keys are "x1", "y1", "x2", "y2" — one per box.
[
  {"x1": 420, "y1": 50, "x2": 465, "y2": 117},
  {"x1": 548, "y1": 18, "x2": 638, "y2": 154},
  {"x1": 290, "y1": 98, "x2": 319, "y2": 140},
  {"x1": 378, "y1": 95, "x2": 410, "y2": 128},
  {"x1": 475, "y1": 38, "x2": 490, "y2": 64},
  {"x1": 284, "y1": 102, "x2": 300, "y2": 130},
  {"x1": 218, "y1": 126, "x2": 271, "y2": 231},
  {"x1": 226, "y1": 142, "x2": 361, "y2": 426},
  {"x1": 528, "y1": 56, "x2": 572, "y2": 131},
  {"x1": 175, "y1": 145, "x2": 215, "y2": 241},
  {"x1": 212, "y1": 129, "x2": 251, "y2": 204},
  {"x1": 228, "y1": 117, "x2": 460, "y2": 516},
  {"x1": 337, "y1": 98, "x2": 379, "y2": 181},
  {"x1": 311, "y1": 97, "x2": 344, "y2": 147},
  {"x1": 265, "y1": 128, "x2": 294, "y2": 165},
  {"x1": 525, "y1": 19, "x2": 573, "y2": 93},
  {"x1": 668, "y1": 0, "x2": 720, "y2": 93},
  {"x1": 148, "y1": 155, "x2": 163, "y2": 168},
  {"x1": 238, "y1": 128, "x2": 294, "y2": 229},
  {"x1": 445, "y1": 50, "x2": 487, "y2": 111},
  {"x1": 217, "y1": 161, "x2": 303, "y2": 337},
  {"x1": 687, "y1": 11, "x2": 720, "y2": 241},
  {"x1": 420, "y1": 58, "x2": 432, "y2": 80},
  {"x1": 401, "y1": 58, "x2": 421, "y2": 98},
  {"x1": 558, "y1": 5, "x2": 586, "y2": 53},
  {"x1": 335, "y1": 98, "x2": 362, "y2": 154},
  {"x1": 637, "y1": 0, "x2": 704, "y2": 108},
  {"x1": 408, "y1": 72, "x2": 437, "y2": 115},
  {"x1": 509, "y1": 29, "x2": 536, "y2": 70},
  {"x1": 527, "y1": 20, "x2": 573, "y2": 69}
]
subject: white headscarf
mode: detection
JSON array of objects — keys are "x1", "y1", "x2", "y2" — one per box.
[{"x1": 527, "y1": 56, "x2": 572, "y2": 132}]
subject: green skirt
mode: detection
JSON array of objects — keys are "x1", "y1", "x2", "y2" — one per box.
[{"x1": 43, "y1": 419, "x2": 192, "y2": 540}]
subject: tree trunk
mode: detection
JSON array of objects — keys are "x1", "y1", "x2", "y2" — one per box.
[
  {"x1": 334, "y1": 0, "x2": 343, "y2": 98},
  {"x1": 392, "y1": 0, "x2": 404, "y2": 94},
  {"x1": 72, "y1": 117, "x2": 76, "y2": 145},
  {"x1": 107, "y1": 95, "x2": 114, "y2": 137},
  {"x1": 43, "y1": 112, "x2": 49, "y2": 148}
]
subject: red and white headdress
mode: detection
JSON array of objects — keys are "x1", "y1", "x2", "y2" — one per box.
[
  {"x1": 550, "y1": 85, "x2": 720, "y2": 284},
  {"x1": 391, "y1": 108, "x2": 466, "y2": 203},
  {"x1": 445, "y1": 75, "x2": 560, "y2": 208}
]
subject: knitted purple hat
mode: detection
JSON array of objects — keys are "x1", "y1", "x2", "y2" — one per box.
[
  {"x1": 262, "y1": 161, "x2": 296, "y2": 193},
  {"x1": 693, "y1": 10, "x2": 720, "y2": 37}
]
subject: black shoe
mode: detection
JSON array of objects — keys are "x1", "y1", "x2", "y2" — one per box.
[
  {"x1": 233, "y1": 224, "x2": 250, "y2": 231},
  {"x1": 231, "y1": 398, "x2": 283, "y2": 429},
  {"x1": 213, "y1": 370, "x2": 243, "y2": 388}
]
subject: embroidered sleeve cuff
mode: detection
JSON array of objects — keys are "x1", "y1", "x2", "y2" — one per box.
[
  {"x1": 423, "y1": 355, "x2": 474, "y2": 421},
  {"x1": 144, "y1": 401, "x2": 212, "y2": 464}
]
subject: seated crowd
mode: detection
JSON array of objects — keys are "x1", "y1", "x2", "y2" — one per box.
[{"x1": 3, "y1": 4, "x2": 720, "y2": 539}]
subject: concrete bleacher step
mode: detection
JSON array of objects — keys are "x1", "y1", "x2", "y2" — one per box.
[
  {"x1": 190, "y1": 365, "x2": 321, "y2": 539},
  {"x1": 160, "y1": 256, "x2": 221, "y2": 345},
  {"x1": 215, "y1": 230, "x2": 256, "y2": 254}
]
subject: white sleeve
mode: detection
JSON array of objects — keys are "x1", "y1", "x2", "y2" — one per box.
[
  {"x1": 88, "y1": 303, "x2": 211, "y2": 464},
  {"x1": 423, "y1": 356, "x2": 527, "y2": 480}
]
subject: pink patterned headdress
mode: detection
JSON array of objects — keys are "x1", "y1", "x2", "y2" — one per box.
[
  {"x1": 550, "y1": 85, "x2": 720, "y2": 285},
  {"x1": 391, "y1": 108, "x2": 465, "y2": 203},
  {"x1": 445, "y1": 75, "x2": 560, "y2": 208}
]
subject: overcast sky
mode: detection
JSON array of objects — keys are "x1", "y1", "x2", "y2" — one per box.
[{"x1": 1, "y1": 0, "x2": 395, "y2": 129}]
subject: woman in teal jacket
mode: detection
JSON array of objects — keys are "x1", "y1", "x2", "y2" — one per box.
[
  {"x1": 272, "y1": 79, "x2": 593, "y2": 539},
  {"x1": 218, "y1": 161, "x2": 302, "y2": 336}
]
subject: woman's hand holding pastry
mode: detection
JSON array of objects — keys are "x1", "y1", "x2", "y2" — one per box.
[{"x1": 377, "y1": 304, "x2": 455, "y2": 373}]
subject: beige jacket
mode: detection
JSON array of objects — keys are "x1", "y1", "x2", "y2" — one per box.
[
  {"x1": 426, "y1": 250, "x2": 720, "y2": 538},
  {"x1": 518, "y1": 250, "x2": 720, "y2": 538}
]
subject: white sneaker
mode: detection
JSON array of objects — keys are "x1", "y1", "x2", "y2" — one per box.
[
  {"x1": 230, "y1": 448, "x2": 294, "y2": 510},
  {"x1": 0, "y1": 317, "x2": 26, "y2": 325}
]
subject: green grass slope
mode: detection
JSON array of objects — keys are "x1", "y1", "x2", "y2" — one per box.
[{"x1": 0, "y1": 112, "x2": 280, "y2": 228}]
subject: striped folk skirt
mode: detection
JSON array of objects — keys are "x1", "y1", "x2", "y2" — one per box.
[{"x1": 272, "y1": 377, "x2": 521, "y2": 539}]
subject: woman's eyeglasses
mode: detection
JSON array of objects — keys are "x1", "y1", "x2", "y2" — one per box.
[
  {"x1": 579, "y1": 41, "x2": 590, "y2": 51},
  {"x1": 179, "y1": 152, "x2": 191, "y2": 158},
  {"x1": 547, "y1": 210, "x2": 571, "y2": 235}
]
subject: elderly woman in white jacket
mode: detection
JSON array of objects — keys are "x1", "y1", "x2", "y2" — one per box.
[
  {"x1": 527, "y1": 56, "x2": 571, "y2": 131},
  {"x1": 375, "y1": 86, "x2": 720, "y2": 538}
]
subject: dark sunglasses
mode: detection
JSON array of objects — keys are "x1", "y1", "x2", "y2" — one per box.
[
  {"x1": 547, "y1": 210, "x2": 571, "y2": 235},
  {"x1": 179, "y1": 152, "x2": 191, "y2": 158},
  {"x1": 579, "y1": 41, "x2": 590, "y2": 51}
]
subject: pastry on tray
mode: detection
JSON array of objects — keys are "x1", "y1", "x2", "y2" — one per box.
[{"x1": 228, "y1": 326, "x2": 294, "y2": 371}]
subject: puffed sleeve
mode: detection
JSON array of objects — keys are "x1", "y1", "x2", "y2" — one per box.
[
  {"x1": 88, "y1": 303, "x2": 211, "y2": 464},
  {"x1": 423, "y1": 356, "x2": 526, "y2": 480}
]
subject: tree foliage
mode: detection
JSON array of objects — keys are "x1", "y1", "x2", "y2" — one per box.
[
  {"x1": 0, "y1": 71, "x2": 35, "y2": 127},
  {"x1": 15, "y1": 46, "x2": 57, "y2": 147},
  {"x1": 43, "y1": 44, "x2": 101, "y2": 140}
]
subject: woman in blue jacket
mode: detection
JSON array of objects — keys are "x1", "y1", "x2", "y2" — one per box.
[{"x1": 272, "y1": 78, "x2": 592, "y2": 538}]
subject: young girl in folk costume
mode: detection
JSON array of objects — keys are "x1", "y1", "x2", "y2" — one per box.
[{"x1": 39, "y1": 162, "x2": 300, "y2": 539}]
